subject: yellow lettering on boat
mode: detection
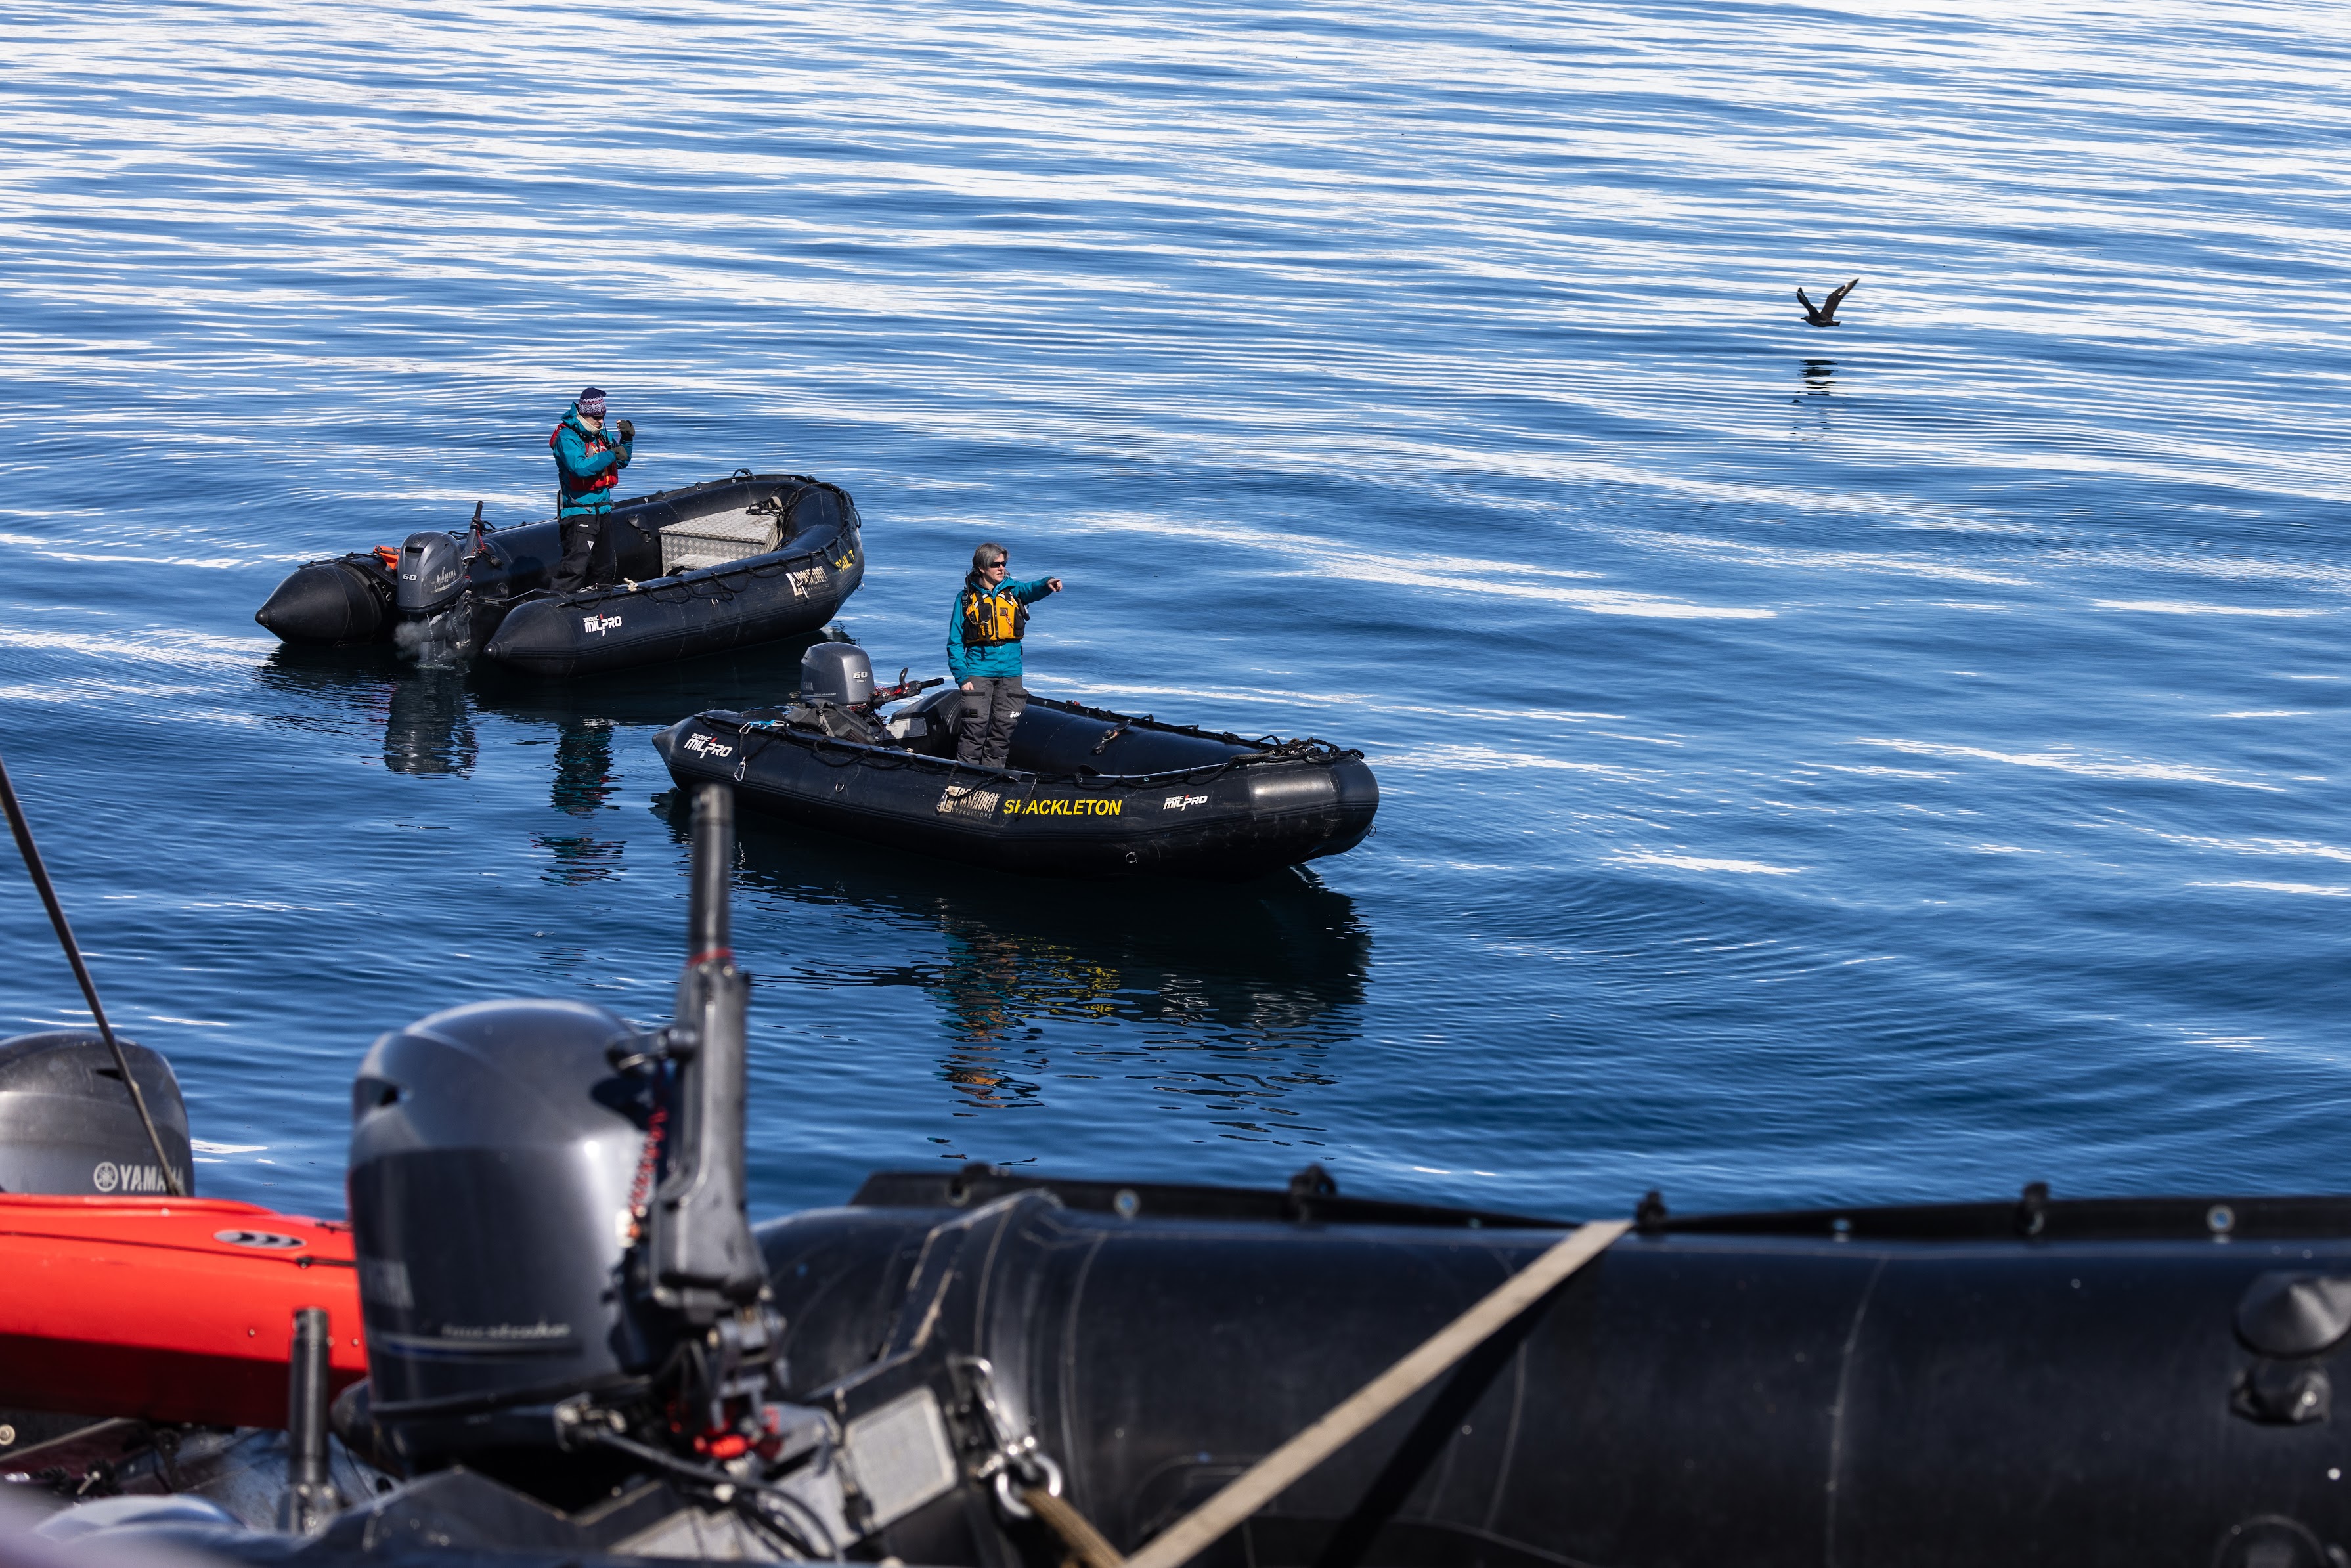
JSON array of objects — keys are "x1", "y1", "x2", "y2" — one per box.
[{"x1": 1000, "y1": 798, "x2": 1124, "y2": 817}]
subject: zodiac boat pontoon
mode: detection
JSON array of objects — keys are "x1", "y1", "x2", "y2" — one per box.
[
  {"x1": 653, "y1": 646, "x2": 1380, "y2": 881},
  {"x1": 253, "y1": 473, "x2": 863, "y2": 676}
]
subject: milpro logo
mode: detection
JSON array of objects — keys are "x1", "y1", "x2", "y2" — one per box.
[
  {"x1": 91, "y1": 1160, "x2": 171, "y2": 1194},
  {"x1": 1162, "y1": 794, "x2": 1210, "y2": 812},
  {"x1": 582, "y1": 613, "x2": 624, "y2": 635},
  {"x1": 683, "y1": 735, "x2": 735, "y2": 760}
]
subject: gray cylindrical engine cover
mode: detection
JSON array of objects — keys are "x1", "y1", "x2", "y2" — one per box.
[
  {"x1": 800, "y1": 643, "x2": 874, "y2": 707},
  {"x1": 347, "y1": 999, "x2": 653, "y2": 1433},
  {"x1": 0, "y1": 1032, "x2": 192, "y2": 1196}
]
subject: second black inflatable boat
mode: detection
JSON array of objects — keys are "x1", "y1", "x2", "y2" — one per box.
[
  {"x1": 653, "y1": 647, "x2": 1378, "y2": 880},
  {"x1": 253, "y1": 472, "x2": 864, "y2": 676}
]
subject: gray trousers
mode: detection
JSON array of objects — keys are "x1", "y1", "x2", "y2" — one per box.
[{"x1": 957, "y1": 676, "x2": 1026, "y2": 768}]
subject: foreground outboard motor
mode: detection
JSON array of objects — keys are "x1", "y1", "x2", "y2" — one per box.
[
  {"x1": 349, "y1": 785, "x2": 783, "y2": 1491},
  {"x1": 0, "y1": 1031, "x2": 191, "y2": 1195},
  {"x1": 345, "y1": 995, "x2": 652, "y2": 1472}
]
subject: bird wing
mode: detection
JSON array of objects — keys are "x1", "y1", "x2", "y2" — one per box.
[
  {"x1": 1826, "y1": 277, "x2": 1859, "y2": 311},
  {"x1": 1796, "y1": 286, "x2": 1817, "y2": 314}
]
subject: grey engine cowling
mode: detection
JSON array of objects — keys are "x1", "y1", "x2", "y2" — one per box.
[
  {"x1": 395, "y1": 531, "x2": 467, "y2": 615},
  {"x1": 0, "y1": 1031, "x2": 191, "y2": 1196},
  {"x1": 345, "y1": 786, "x2": 780, "y2": 1488}
]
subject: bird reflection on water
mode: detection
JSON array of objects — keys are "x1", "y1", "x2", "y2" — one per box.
[{"x1": 1791, "y1": 357, "x2": 1839, "y2": 436}]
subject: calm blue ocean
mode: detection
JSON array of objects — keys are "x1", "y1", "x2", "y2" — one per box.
[{"x1": 2, "y1": 0, "x2": 2344, "y2": 1223}]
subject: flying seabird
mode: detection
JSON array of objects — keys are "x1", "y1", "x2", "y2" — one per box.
[{"x1": 1797, "y1": 277, "x2": 1859, "y2": 326}]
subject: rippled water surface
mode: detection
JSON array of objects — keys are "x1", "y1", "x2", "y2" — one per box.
[{"x1": 3, "y1": 0, "x2": 2346, "y2": 1220}]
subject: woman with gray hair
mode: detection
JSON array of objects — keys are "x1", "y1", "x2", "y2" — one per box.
[{"x1": 943, "y1": 540, "x2": 1063, "y2": 783}]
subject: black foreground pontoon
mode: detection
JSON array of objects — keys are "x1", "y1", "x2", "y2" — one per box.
[
  {"x1": 654, "y1": 646, "x2": 1378, "y2": 881},
  {"x1": 9, "y1": 791, "x2": 2351, "y2": 1568},
  {"x1": 252, "y1": 473, "x2": 863, "y2": 676}
]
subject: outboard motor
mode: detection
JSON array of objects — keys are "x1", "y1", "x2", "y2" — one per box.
[
  {"x1": 345, "y1": 995, "x2": 653, "y2": 1475},
  {"x1": 799, "y1": 642, "x2": 874, "y2": 706},
  {"x1": 395, "y1": 531, "x2": 467, "y2": 617},
  {"x1": 348, "y1": 785, "x2": 793, "y2": 1501},
  {"x1": 0, "y1": 1031, "x2": 191, "y2": 1195}
]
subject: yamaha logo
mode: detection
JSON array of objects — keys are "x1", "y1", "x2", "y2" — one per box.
[{"x1": 91, "y1": 1160, "x2": 169, "y2": 1194}]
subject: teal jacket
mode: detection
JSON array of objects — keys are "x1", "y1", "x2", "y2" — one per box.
[
  {"x1": 550, "y1": 404, "x2": 633, "y2": 517},
  {"x1": 946, "y1": 574, "x2": 1057, "y2": 684}
]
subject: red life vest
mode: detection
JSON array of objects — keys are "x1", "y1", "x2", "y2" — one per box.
[{"x1": 550, "y1": 418, "x2": 621, "y2": 507}]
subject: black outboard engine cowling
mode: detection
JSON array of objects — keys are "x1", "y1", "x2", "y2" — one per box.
[
  {"x1": 0, "y1": 1030, "x2": 191, "y2": 1195},
  {"x1": 347, "y1": 999, "x2": 657, "y2": 1472},
  {"x1": 347, "y1": 786, "x2": 789, "y2": 1498}
]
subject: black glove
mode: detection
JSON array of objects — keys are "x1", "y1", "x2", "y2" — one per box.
[{"x1": 616, "y1": 418, "x2": 635, "y2": 442}]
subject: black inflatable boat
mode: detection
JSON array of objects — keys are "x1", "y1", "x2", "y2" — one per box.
[
  {"x1": 12, "y1": 788, "x2": 2351, "y2": 1568},
  {"x1": 253, "y1": 472, "x2": 864, "y2": 676},
  {"x1": 653, "y1": 647, "x2": 1378, "y2": 881}
]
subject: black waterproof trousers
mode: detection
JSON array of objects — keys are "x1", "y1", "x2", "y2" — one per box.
[
  {"x1": 552, "y1": 512, "x2": 614, "y2": 593},
  {"x1": 957, "y1": 676, "x2": 1027, "y2": 768}
]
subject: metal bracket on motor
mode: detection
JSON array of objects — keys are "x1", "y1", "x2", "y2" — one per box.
[
  {"x1": 605, "y1": 1022, "x2": 700, "y2": 1075},
  {"x1": 951, "y1": 1355, "x2": 1065, "y2": 1520}
]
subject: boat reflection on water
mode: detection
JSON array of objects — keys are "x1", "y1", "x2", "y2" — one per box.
[
  {"x1": 253, "y1": 647, "x2": 476, "y2": 778},
  {"x1": 385, "y1": 666, "x2": 478, "y2": 777},
  {"x1": 665, "y1": 791, "x2": 1373, "y2": 1114},
  {"x1": 255, "y1": 638, "x2": 1373, "y2": 1127},
  {"x1": 254, "y1": 634, "x2": 848, "y2": 881},
  {"x1": 540, "y1": 716, "x2": 621, "y2": 882}
]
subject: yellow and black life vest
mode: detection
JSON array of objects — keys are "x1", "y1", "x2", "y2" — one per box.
[{"x1": 961, "y1": 585, "x2": 1028, "y2": 647}]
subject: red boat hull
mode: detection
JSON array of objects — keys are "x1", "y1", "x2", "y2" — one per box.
[{"x1": 0, "y1": 1194, "x2": 365, "y2": 1429}]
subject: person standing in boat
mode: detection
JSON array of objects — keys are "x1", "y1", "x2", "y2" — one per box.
[
  {"x1": 946, "y1": 542, "x2": 1063, "y2": 775},
  {"x1": 548, "y1": 387, "x2": 634, "y2": 593}
]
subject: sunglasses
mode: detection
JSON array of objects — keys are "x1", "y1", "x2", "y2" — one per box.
[{"x1": 987, "y1": 559, "x2": 1008, "y2": 569}]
